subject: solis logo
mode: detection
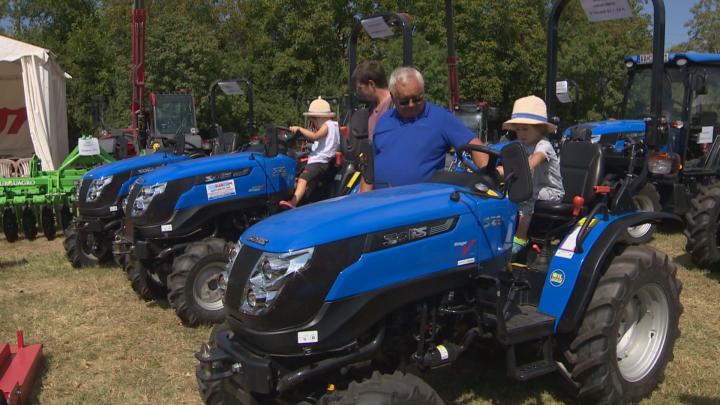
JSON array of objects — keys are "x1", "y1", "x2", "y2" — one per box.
[
  {"x1": 549, "y1": 270, "x2": 565, "y2": 287},
  {"x1": 0, "y1": 107, "x2": 28, "y2": 135}
]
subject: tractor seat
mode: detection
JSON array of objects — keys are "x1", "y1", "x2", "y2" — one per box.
[{"x1": 533, "y1": 141, "x2": 604, "y2": 218}]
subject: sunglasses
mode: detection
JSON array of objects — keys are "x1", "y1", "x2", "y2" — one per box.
[{"x1": 394, "y1": 94, "x2": 425, "y2": 106}]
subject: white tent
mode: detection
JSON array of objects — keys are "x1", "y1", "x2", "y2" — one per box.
[{"x1": 0, "y1": 35, "x2": 71, "y2": 170}]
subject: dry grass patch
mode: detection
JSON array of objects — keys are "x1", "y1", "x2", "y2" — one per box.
[{"x1": 0, "y1": 232, "x2": 719, "y2": 404}]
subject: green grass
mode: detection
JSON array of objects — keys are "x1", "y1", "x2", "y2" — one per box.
[{"x1": 1, "y1": 232, "x2": 719, "y2": 404}]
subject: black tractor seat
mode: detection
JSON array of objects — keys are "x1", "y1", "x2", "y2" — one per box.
[{"x1": 533, "y1": 141, "x2": 604, "y2": 220}]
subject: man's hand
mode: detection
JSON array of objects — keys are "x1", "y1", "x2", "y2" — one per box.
[{"x1": 469, "y1": 137, "x2": 489, "y2": 169}]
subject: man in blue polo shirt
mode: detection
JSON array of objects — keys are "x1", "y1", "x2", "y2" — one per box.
[{"x1": 369, "y1": 66, "x2": 488, "y2": 189}]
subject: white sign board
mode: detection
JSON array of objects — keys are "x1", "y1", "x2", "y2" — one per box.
[
  {"x1": 556, "y1": 81, "x2": 572, "y2": 104},
  {"x1": 699, "y1": 126, "x2": 714, "y2": 144},
  {"x1": 580, "y1": 0, "x2": 633, "y2": 22},
  {"x1": 206, "y1": 179, "x2": 236, "y2": 200},
  {"x1": 78, "y1": 137, "x2": 101, "y2": 156},
  {"x1": 361, "y1": 16, "x2": 394, "y2": 39}
]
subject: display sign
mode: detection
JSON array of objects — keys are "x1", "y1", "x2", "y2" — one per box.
[
  {"x1": 580, "y1": 0, "x2": 633, "y2": 22},
  {"x1": 556, "y1": 81, "x2": 572, "y2": 104},
  {"x1": 78, "y1": 137, "x2": 101, "y2": 156},
  {"x1": 361, "y1": 16, "x2": 394, "y2": 39}
]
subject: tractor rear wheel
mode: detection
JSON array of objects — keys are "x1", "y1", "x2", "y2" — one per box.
[
  {"x1": 318, "y1": 371, "x2": 444, "y2": 405},
  {"x1": 41, "y1": 206, "x2": 57, "y2": 240},
  {"x1": 60, "y1": 204, "x2": 73, "y2": 233},
  {"x1": 126, "y1": 259, "x2": 167, "y2": 301},
  {"x1": 625, "y1": 183, "x2": 661, "y2": 244},
  {"x1": 567, "y1": 246, "x2": 682, "y2": 403},
  {"x1": 3, "y1": 208, "x2": 18, "y2": 242},
  {"x1": 685, "y1": 182, "x2": 720, "y2": 268},
  {"x1": 168, "y1": 238, "x2": 229, "y2": 326},
  {"x1": 63, "y1": 219, "x2": 112, "y2": 268},
  {"x1": 22, "y1": 207, "x2": 37, "y2": 240}
]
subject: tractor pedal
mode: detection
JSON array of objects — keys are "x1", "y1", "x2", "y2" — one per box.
[
  {"x1": 510, "y1": 359, "x2": 557, "y2": 381},
  {"x1": 503, "y1": 305, "x2": 554, "y2": 345}
]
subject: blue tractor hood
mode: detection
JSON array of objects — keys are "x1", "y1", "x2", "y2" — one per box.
[
  {"x1": 137, "y1": 152, "x2": 267, "y2": 184},
  {"x1": 240, "y1": 182, "x2": 473, "y2": 252},
  {"x1": 83, "y1": 151, "x2": 188, "y2": 180},
  {"x1": 563, "y1": 119, "x2": 645, "y2": 137}
]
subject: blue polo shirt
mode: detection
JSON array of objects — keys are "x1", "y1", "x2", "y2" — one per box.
[{"x1": 372, "y1": 101, "x2": 475, "y2": 187}]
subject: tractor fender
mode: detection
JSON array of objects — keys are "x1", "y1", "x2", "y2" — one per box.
[{"x1": 537, "y1": 211, "x2": 679, "y2": 334}]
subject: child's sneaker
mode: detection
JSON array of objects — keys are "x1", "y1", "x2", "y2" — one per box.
[{"x1": 512, "y1": 236, "x2": 528, "y2": 255}]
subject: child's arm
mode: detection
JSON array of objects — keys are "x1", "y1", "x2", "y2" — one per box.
[
  {"x1": 289, "y1": 124, "x2": 328, "y2": 141},
  {"x1": 528, "y1": 151, "x2": 547, "y2": 170}
]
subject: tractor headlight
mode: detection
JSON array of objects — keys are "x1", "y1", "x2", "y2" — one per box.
[
  {"x1": 131, "y1": 182, "x2": 167, "y2": 217},
  {"x1": 648, "y1": 152, "x2": 680, "y2": 175},
  {"x1": 240, "y1": 247, "x2": 314, "y2": 316},
  {"x1": 86, "y1": 175, "x2": 113, "y2": 202}
]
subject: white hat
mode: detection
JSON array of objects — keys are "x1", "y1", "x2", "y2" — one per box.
[
  {"x1": 303, "y1": 96, "x2": 335, "y2": 118},
  {"x1": 502, "y1": 95, "x2": 556, "y2": 132}
]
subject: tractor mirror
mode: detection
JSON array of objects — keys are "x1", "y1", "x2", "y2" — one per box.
[
  {"x1": 500, "y1": 142, "x2": 532, "y2": 204},
  {"x1": 218, "y1": 80, "x2": 244, "y2": 96},
  {"x1": 692, "y1": 73, "x2": 707, "y2": 95},
  {"x1": 487, "y1": 107, "x2": 499, "y2": 122},
  {"x1": 265, "y1": 125, "x2": 279, "y2": 158},
  {"x1": 174, "y1": 130, "x2": 186, "y2": 156}
]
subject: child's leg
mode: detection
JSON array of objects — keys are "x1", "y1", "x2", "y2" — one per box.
[
  {"x1": 516, "y1": 214, "x2": 532, "y2": 240},
  {"x1": 291, "y1": 178, "x2": 308, "y2": 205}
]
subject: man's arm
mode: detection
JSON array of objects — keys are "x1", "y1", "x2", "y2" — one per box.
[
  {"x1": 359, "y1": 176, "x2": 373, "y2": 192},
  {"x1": 468, "y1": 137, "x2": 489, "y2": 169}
]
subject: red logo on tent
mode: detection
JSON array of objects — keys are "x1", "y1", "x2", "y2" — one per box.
[{"x1": 0, "y1": 108, "x2": 28, "y2": 135}]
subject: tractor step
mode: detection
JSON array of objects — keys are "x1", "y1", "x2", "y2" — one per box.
[
  {"x1": 505, "y1": 335, "x2": 557, "y2": 381},
  {"x1": 503, "y1": 305, "x2": 555, "y2": 345}
]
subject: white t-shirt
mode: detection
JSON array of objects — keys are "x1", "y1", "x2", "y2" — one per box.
[
  {"x1": 525, "y1": 138, "x2": 564, "y2": 201},
  {"x1": 308, "y1": 120, "x2": 340, "y2": 164}
]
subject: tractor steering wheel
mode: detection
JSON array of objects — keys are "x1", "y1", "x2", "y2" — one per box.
[{"x1": 455, "y1": 143, "x2": 500, "y2": 177}]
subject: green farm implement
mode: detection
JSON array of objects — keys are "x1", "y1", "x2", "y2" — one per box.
[{"x1": 0, "y1": 138, "x2": 114, "y2": 242}]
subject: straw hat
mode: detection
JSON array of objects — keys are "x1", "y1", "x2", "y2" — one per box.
[
  {"x1": 502, "y1": 95, "x2": 556, "y2": 132},
  {"x1": 303, "y1": 96, "x2": 335, "y2": 117}
]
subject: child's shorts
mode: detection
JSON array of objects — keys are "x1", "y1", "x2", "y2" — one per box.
[
  {"x1": 518, "y1": 187, "x2": 564, "y2": 216},
  {"x1": 299, "y1": 162, "x2": 330, "y2": 183}
]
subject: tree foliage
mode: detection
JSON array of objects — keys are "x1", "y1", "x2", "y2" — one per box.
[
  {"x1": 671, "y1": 0, "x2": 720, "y2": 53},
  {"x1": 1, "y1": 0, "x2": 654, "y2": 143}
]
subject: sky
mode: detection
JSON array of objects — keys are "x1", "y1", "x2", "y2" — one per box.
[{"x1": 641, "y1": 0, "x2": 697, "y2": 49}]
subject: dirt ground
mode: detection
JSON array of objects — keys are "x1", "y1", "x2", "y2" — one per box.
[{"x1": 1, "y1": 231, "x2": 719, "y2": 404}]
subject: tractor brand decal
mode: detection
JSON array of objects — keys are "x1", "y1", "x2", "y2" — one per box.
[
  {"x1": 161, "y1": 224, "x2": 173, "y2": 232},
  {"x1": 135, "y1": 166, "x2": 155, "y2": 174},
  {"x1": 272, "y1": 167, "x2": 287, "y2": 177},
  {"x1": 454, "y1": 239, "x2": 476, "y2": 256},
  {"x1": 248, "y1": 184, "x2": 264, "y2": 192},
  {"x1": 248, "y1": 235, "x2": 268, "y2": 246},
  {"x1": 0, "y1": 179, "x2": 34, "y2": 186},
  {"x1": 383, "y1": 226, "x2": 428, "y2": 247},
  {"x1": 408, "y1": 226, "x2": 427, "y2": 239},
  {"x1": 482, "y1": 215, "x2": 503, "y2": 228},
  {"x1": 457, "y1": 257, "x2": 475, "y2": 266},
  {"x1": 206, "y1": 179, "x2": 236, "y2": 200},
  {"x1": 297, "y1": 330, "x2": 318, "y2": 344},
  {"x1": 549, "y1": 270, "x2": 565, "y2": 287}
]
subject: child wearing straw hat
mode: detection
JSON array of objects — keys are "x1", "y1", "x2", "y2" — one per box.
[
  {"x1": 502, "y1": 95, "x2": 564, "y2": 254},
  {"x1": 281, "y1": 96, "x2": 340, "y2": 209}
]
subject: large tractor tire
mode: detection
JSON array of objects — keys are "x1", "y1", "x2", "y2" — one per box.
[
  {"x1": 126, "y1": 259, "x2": 167, "y2": 301},
  {"x1": 3, "y1": 208, "x2": 18, "y2": 242},
  {"x1": 625, "y1": 183, "x2": 661, "y2": 244},
  {"x1": 567, "y1": 246, "x2": 682, "y2": 403},
  {"x1": 168, "y1": 238, "x2": 229, "y2": 326},
  {"x1": 63, "y1": 219, "x2": 112, "y2": 268},
  {"x1": 41, "y1": 206, "x2": 57, "y2": 241},
  {"x1": 21, "y1": 207, "x2": 37, "y2": 240},
  {"x1": 60, "y1": 204, "x2": 73, "y2": 234},
  {"x1": 196, "y1": 324, "x2": 267, "y2": 405},
  {"x1": 685, "y1": 182, "x2": 720, "y2": 268},
  {"x1": 318, "y1": 371, "x2": 444, "y2": 405}
]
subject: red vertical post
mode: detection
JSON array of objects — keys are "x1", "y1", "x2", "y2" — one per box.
[
  {"x1": 16, "y1": 331, "x2": 23, "y2": 350},
  {"x1": 131, "y1": 0, "x2": 146, "y2": 139},
  {"x1": 445, "y1": 0, "x2": 460, "y2": 112}
]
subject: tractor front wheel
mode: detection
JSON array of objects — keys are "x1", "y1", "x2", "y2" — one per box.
[
  {"x1": 625, "y1": 183, "x2": 661, "y2": 244},
  {"x1": 318, "y1": 371, "x2": 444, "y2": 405},
  {"x1": 126, "y1": 259, "x2": 167, "y2": 301},
  {"x1": 168, "y1": 238, "x2": 229, "y2": 326},
  {"x1": 3, "y1": 208, "x2": 18, "y2": 242},
  {"x1": 685, "y1": 182, "x2": 720, "y2": 268},
  {"x1": 63, "y1": 219, "x2": 112, "y2": 268},
  {"x1": 567, "y1": 246, "x2": 682, "y2": 403}
]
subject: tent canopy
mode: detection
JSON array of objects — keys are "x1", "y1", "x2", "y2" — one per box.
[{"x1": 0, "y1": 35, "x2": 70, "y2": 170}]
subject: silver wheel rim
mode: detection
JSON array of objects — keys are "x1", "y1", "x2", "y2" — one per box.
[
  {"x1": 616, "y1": 283, "x2": 669, "y2": 382},
  {"x1": 193, "y1": 262, "x2": 227, "y2": 311},
  {"x1": 627, "y1": 194, "x2": 654, "y2": 238}
]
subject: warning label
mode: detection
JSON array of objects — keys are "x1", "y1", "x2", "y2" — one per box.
[{"x1": 206, "y1": 179, "x2": 236, "y2": 200}]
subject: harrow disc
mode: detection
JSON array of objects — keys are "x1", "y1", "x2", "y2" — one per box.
[
  {"x1": 2, "y1": 208, "x2": 18, "y2": 242},
  {"x1": 42, "y1": 206, "x2": 57, "y2": 240},
  {"x1": 22, "y1": 207, "x2": 37, "y2": 241}
]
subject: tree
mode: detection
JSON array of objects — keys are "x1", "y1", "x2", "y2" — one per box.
[{"x1": 672, "y1": 0, "x2": 720, "y2": 53}]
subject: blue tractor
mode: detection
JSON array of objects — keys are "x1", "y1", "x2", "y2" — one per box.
[
  {"x1": 195, "y1": 141, "x2": 682, "y2": 404},
  {"x1": 63, "y1": 80, "x2": 252, "y2": 268}
]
